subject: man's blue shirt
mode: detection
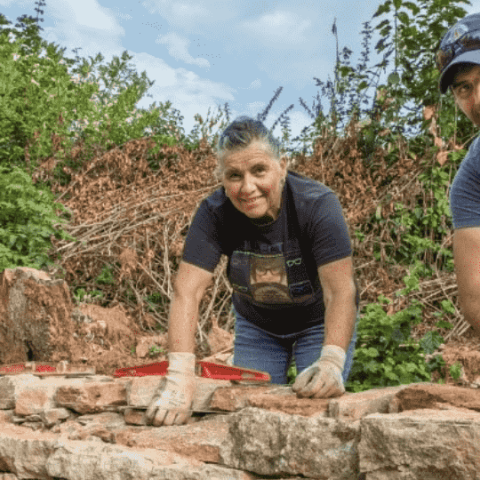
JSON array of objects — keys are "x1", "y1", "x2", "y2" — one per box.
[{"x1": 450, "y1": 136, "x2": 480, "y2": 229}]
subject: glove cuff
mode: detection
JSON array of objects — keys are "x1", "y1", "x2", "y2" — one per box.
[
  {"x1": 320, "y1": 345, "x2": 346, "y2": 372},
  {"x1": 168, "y1": 352, "x2": 196, "y2": 376}
]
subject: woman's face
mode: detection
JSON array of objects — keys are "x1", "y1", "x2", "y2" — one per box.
[{"x1": 222, "y1": 142, "x2": 287, "y2": 221}]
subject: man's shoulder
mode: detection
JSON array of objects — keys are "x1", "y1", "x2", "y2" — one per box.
[{"x1": 464, "y1": 134, "x2": 480, "y2": 163}]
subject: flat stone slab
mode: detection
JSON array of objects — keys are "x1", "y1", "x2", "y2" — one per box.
[
  {"x1": 395, "y1": 383, "x2": 480, "y2": 412},
  {"x1": 115, "y1": 414, "x2": 230, "y2": 464},
  {"x1": 211, "y1": 385, "x2": 330, "y2": 416},
  {"x1": 328, "y1": 384, "x2": 411, "y2": 421}
]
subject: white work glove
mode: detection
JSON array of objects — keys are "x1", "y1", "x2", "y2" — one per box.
[
  {"x1": 292, "y1": 345, "x2": 346, "y2": 399},
  {"x1": 145, "y1": 352, "x2": 196, "y2": 426}
]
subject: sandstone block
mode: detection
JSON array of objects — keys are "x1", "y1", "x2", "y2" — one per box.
[
  {"x1": 123, "y1": 407, "x2": 148, "y2": 425},
  {"x1": 210, "y1": 385, "x2": 277, "y2": 411},
  {"x1": 359, "y1": 408, "x2": 480, "y2": 479},
  {"x1": 211, "y1": 384, "x2": 330, "y2": 417},
  {"x1": 54, "y1": 381, "x2": 127, "y2": 414},
  {"x1": 115, "y1": 414, "x2": 230, "y2": 464},
  {"x1": 0, "y1": 374, "x2": 101, "y2": 411},
  {"x1": 15, "y1": 384, "x2": 58, "y2": 416},
  {"x1": 219, "y1": 407, "x2": 360, "y2": 478},
  {"x1": 395, "y1": 383, "x2": 480, "y2": 412},
  {"x1": 0, "y1": 474, "x2": 18, "y2": 480},
  {"x1": 328, "y1": 385, "x2": 412, "y2": 421},
  {"x1": 0, "y1": 374, "x2": 42, "y2": 409},
  {"x1": 0, "y1": 410, "x2": 14, "y2": 425},
  {"x1": 46, "y1": 438, "x2": 204, "y2": 478},
  {"x1": 75, "y1": 411, "x2": 126, "y2": 431},
  {"x1": 0, "y1": 423, "x2": 59, "y2": 479},
  {"x1": 124, "y1": 375, "x2": 162, "y2": 407},
  {"x1": 126, "y1": 375, "x2": 231, "y2": 411},
  {"x1": 0, "y1": 267, "x2": 76, "y2": 364},
  {"x1": 147, "y1": 464, "x2": 261, "y2": 480},
  {"x1": 40, "y1": 407, "x2": 71, "y2": 427}
]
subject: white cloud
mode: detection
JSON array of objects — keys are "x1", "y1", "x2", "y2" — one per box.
[
  {"x1": 249, "y1": 79, "x2": 262, "y2": 89},
  {"x1": 0, "y1": 0, "x2": 31, "y2": 8},
  {"x1": 240, "y1": 10, "x2": 311, "y2": 46},
  {"x1": 131, "y1": 52, "x2": 236, "y2": 135},
  {"x1": 155, "y1": 32, "x2": 210, "y2": 68},
  {"x1": 142, "y1": 0, "x2": 236, "y2": 31},
  {"x1": 49, "y1": 0, "x2": 121, "y2": 32}
]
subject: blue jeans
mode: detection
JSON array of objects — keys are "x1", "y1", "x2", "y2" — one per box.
[{"x1": 232, "y1": 306, "x2": 358, "y2": 385}]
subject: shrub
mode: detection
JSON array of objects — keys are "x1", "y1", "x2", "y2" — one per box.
[{"x1": 0, "y1": 165, "x2": 75, "y2": 272}]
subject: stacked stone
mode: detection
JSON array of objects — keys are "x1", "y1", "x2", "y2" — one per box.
[{"x1": 0, "y1": 373, "x2": 480, "y2": 479}]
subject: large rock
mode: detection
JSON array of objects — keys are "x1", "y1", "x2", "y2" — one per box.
[
  {"x1": 0, "y1": 422, "x2": 257, "y2": 480},
  {"x1": 54, "y1": 381, "x2": 128, "y2": 414},
  {"x1": 115, "y1": 414, "x2": 230, "y2": 464},
  {"x1": 0, "y1": 374, "x2": 118, "y2": 412},
  {"x1": 328, "y1": 384, "x2": 414, "y2": 421},
  {"x1": 211, "y1": 385, "x2": 330, "y2": 416},
  {"x1": 0, "y1": 267, "x2": 76, "y2": 364},
  {"x1": 395, "y1": 383, "x2": 480, "y2": 412},
  {"x1": 219, "y1": 407, "x2": 360, "y2": 479},
  {"x1": 359, "y1": 408, "x2": 480, "y2": 479}
]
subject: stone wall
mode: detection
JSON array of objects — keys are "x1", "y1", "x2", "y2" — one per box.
[{"x1": 1, "y1": 373, "x2": 480, "y2": 479}]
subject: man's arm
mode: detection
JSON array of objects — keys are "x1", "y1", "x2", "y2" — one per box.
[
  {"x1": 453, "y1": 227, "x2": 480, "y2": 337},
  {"x1": 317, "y1": 256, "x2": 357, "y2": 351}
]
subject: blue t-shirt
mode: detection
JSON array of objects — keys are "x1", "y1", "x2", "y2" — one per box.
[
  {"x1": 450, "y1": 135, "x2": 480, "y2": 229},
  {"x1": 182, "y1": 170, "x2": 359, "y2": 334}
]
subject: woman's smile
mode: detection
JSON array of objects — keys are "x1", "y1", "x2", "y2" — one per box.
[{"x1": 222, "y1": 142, "x2": 287, "y2": 220}]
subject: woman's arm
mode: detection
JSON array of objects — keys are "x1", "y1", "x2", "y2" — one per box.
[
  {"x1": 317, "y1": 256, "x2": 357, "y2": 351},
  {"x1": 168, "y1": 261, "x2": 214, "y2": 353}
]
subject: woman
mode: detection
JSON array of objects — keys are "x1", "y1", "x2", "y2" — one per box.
[{"x1": 146, "y1": 116, "x2": 360, "y2": 427}]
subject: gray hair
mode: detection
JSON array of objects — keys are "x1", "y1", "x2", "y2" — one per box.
[{"x1": 214, "y1": 116, "x2": 283, "y2": 180}]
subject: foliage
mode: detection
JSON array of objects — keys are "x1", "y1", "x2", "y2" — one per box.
[
  {"x1": 287, "y1": 357, "x2": 297, "y2": 385},
  {"x1": 0, "y1": 13, "x2": 181, "y2": 179},
  {"x1": 0, "y1": 2, "x2": 473, "y2": 383},
  {"x1": 345, "y1": 291, "x2": 445, "y2": 393},
  {"x1": 449, "y1": 361, "x2": 463, "y2": 380},
  {"x1": 149, "y1": 345, "x2": 165, "y2": 357},
  {"x1": 0, "y1": 165, "x2": 75, "y2": 271},
  {"x1": 371, "y1": 0, "x2": 473, "y2": 139}
]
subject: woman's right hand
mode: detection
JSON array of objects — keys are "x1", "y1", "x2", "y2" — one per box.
[{"x1": 145, "y1": 352, "x2": 196, "y2": 426}]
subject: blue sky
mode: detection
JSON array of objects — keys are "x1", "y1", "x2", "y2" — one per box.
[{"x1": 1, "y1": 0, "x2": 480, "y2": 156}]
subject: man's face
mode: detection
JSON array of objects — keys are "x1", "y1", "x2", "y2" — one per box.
[{"x1": 451, "y1": 64, "x2": 480, "y2": 127}]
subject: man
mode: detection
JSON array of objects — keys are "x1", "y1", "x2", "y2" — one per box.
[{"x1": 437, "y1": 12, "x2": 480, "y2": 338}]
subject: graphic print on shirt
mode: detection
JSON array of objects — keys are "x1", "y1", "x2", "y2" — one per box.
[
  {"x1": 229, "y1": 240, "x2": 316, "y2": 306},
  {"x1": 250, "y1": 254, "x2": 290, "y2": 303}
]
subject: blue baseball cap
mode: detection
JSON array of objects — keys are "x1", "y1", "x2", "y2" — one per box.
[{"x1": 438, "y1": 13, "x2": 480, "y2": 94}]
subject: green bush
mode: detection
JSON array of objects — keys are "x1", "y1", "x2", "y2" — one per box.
[
  {"x1": 345, "y1": 293, "x2": 444, "y2": 393},
  {"x1": 0, "y1": 165, "x2": 75, "y2": 272}
]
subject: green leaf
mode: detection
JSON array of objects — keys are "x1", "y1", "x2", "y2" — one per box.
[
  {"x1": 435, "y1": 320, "x2": 454, "y2": 330},
  {"x1": 397, "y1": 11, "x2": 410, "y2": 25},
  {"x1": 373, "y1": 1, "x2": 392, "y2": 18},
  {"x1": 393, "y1": 0, "x2": 402, "y2": 9},
  {"x1": 388, "y1": 72, "x2": 400, "y2": 84},
  {"x1": 419, "y1": 331, "x2": 444, "y2": 355},
  {"x1": 402, "y1": 1, "x2": 420, "y2": 14}
]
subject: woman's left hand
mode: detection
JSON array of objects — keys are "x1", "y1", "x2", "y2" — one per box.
[{"x1": 292, "y1": 345, "x2": 346, "y2": 398}]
